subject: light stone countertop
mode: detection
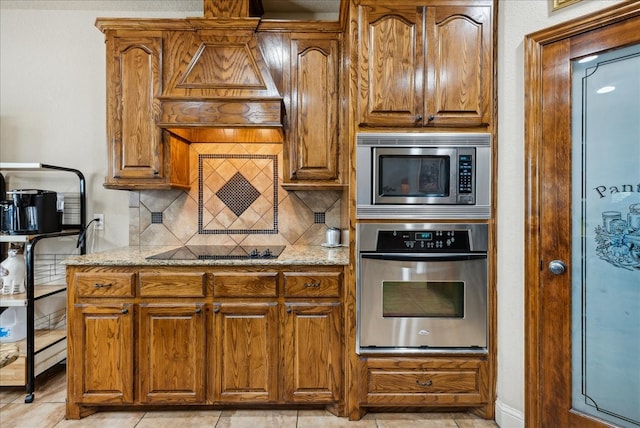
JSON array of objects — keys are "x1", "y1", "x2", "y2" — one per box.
[{"x1": 62, "y1": 245, "x2": 349, "y2": 266}]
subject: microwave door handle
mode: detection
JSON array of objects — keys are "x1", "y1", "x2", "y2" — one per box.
[{"x1": 360, "y1": 253, "x2": 487, "y2": 262}]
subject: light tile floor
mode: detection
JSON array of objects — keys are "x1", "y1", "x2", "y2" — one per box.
[{"x1": 0, "y1": 364, "x2": 498, "y2": 428}]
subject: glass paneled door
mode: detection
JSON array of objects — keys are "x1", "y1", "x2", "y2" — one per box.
[
  {"x1": 525, "y1": 4, "x2": 640, "y2": 427},
  {"x1": 571, "y1": 44, "x2": 640, "y2": 428}
]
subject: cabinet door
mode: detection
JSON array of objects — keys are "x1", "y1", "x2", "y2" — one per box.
[
  {"x1": 358, "y1": 5, "x2": 424, "y2": 127},
  {"x1": 286, "y1": 34, "x2": 340, "y2": 183},
  {"x1": 138, "y1": 304, "x2": 206, "y2": 403},
  {"x1": 213, "y1": 302, "x2": 278, "y2": 403},
  {"x1": 425, "y1": 6, "x2": 492, "y2": 127},
  {"x1": 72, "y1": 304, "x2": 134, "y2": 404},
  {"x1": 282, "y1": 302, "x2": 341, "y2": 403},
  {"x1": 106, "y1": 36, "x2": 163, "y2": 184}
]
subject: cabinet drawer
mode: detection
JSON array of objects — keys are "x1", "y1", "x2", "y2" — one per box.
[
  {"x1": 368, "y1": 369, "x2": 478, "y2": 394},
  {"x1": 213, "y1": 273, "x2": 277, "y2": 297},
  {"x1": 139, "y1": 272, "x2": 207, "y2": 297},
  {"x1": 283, "y1": 272, "x2": 341, "y2": 298},
  {"x1": 74, "y1": 272, "x2": 135, "y2": 297}
]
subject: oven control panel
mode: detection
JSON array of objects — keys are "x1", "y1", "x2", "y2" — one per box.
[{"x1": 376, "y1": 229, "x2": 472, "y2": 252}]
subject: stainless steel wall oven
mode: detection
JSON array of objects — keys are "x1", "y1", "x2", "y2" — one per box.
[{"x1": 357, "y1": 223, "x2": 488, "y2": 354}]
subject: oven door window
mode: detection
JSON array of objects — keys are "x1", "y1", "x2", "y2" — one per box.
[
  {"x1": 382, "y1": 281, "x2": 464, "y2": 318},
  {"x1": 378, "y1": 155, "x2": 450, "y2": 197}
]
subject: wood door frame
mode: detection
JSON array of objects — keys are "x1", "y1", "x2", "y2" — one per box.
[{"x1": 524, "y1": 2, "x2": 640, "y2": 427}]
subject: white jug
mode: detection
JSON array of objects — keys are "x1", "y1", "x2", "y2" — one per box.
[{"x1": 0, "y1": 306, "x2": 27, "y2": 342}]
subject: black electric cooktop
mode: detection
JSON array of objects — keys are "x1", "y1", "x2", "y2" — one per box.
[{"x1": 147, "y1": 245, "x2": 286, "y2": 261}]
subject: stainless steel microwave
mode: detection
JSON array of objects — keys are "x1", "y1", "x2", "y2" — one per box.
[{"x1": 356, "y1": 133, "x2": 491, "y2": 219}]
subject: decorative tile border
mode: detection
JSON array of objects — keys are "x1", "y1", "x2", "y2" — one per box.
[{"x1": 198, "y1": 154, "x2": 278, "y2": 235}]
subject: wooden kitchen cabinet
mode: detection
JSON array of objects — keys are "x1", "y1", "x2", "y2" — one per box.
[
  {"x1": 282, "y1": 271, "x2": 342, "y2": 403},
  {"x1": 213, "y1": 302, "x2": 279, "y2": 403},
  {"x1": 360, "y1": 357, "x2": 490, "y2": 410},
  {"x1": 284, "y1": 33, "x2": 342, "y2": 188},
  {"x1": 66, "y1": 265, "x2": 345, "y2": 418},
  {"x1": 283, "y1": 302, "x2": 341, "y2": 403},
  {"x1": 212, "y1": 272, "x2": 278, "y2": 403},
  {"x1": 357, "y1": 2, "x2": 493, "y2": 128},
  {"x1": 137, "y1": 270, "x2": 207, "y2": 403},
  {"x1": 68, "y1": 270, "x2": 136, "y2": 413},
  {"x1": 138, "y1": 304, "x2": 206, "y2": 404},
  {"x1": 70, "y1": 303, "x2": 134, "y2": 406},
  {"x1": 102, "y1": 33, "x2": 190, "y2": 190}
]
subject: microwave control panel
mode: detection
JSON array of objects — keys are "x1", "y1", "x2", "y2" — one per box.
[
  {"x1": 458, "y1": 154, "x2": 474, "y2": 194},
  {"x1": 376, "y1": 229, "x2": 472, "y2": 252}
]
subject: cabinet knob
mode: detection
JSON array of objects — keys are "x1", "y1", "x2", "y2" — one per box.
[
  {"x1": 286, "y1": 307, "x2": 292, "y2": 314},
  {"x1": 427, "y1": 115, "x2": 435, "y2": 122},
  {"x1": 153, "y1": 170, "x2": 159, "y2": 175},
  {"x1": 121, "y1": 308, "x2": 128, "y2": 314},
  {"x1": 214, "y1": 307, "x2": 220, "y2": 313},
  {"x1": 195, "y1": 307, "x2": 202, "y2": 314},
  {"x1": 415, "y1": 115, "x2": 423, "y2": 122},
  {"x1": 416, "y1": 379, "x2": 433, "y2": 387}
]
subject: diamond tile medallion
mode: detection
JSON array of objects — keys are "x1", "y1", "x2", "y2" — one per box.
[{"x1": 199, "y1": 154, "x2": 278, "y2": 235}]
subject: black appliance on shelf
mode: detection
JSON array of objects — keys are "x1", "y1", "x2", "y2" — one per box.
[{"x1": 2, "y1": 189, "x2": 60, "y2": 235}]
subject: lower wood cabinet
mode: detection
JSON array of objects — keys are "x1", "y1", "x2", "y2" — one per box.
[
  {"x1": 360, "y1": 357, "x2": 489, "y2": 408},
  {"x1": 283, "y1": 302, "x2": 341, "y2": 403},
  {"x1": 70, "y1": 303, "x2": 134, "y2": 405},
  {"x1": 213, "y1": 302, "x2": 279, "y2": 403},
  {"x1": 138, "y1": 303, "x2": 206, "y2": 404},
  {"x1": 65, "y1": 265, "x2": 345, "y2": 419}
]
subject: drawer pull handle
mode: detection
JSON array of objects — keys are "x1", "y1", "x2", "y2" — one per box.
[
  {"x1": 416, "y1": 379, "x2": 433, "y2": 387},
  {"x1": 121, "y1": 308, "x2": 128, "y2": 314},
  {"x1": 94, "y1": 283, "x2": 113, "y2": 288},
  {"x1": 304, "y1": 282, "x2": 320, "y2": 288}
]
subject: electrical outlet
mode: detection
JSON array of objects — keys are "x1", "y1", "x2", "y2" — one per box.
[{"x1": 94, "y1": 214, "x2": 104, "y2": 230}]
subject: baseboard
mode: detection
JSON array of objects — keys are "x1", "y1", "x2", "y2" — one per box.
[{"x1": 495, "y1": 399, "x2": 525, "y2": 428}]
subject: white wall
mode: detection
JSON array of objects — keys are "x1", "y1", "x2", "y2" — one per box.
[
  {"x1": 0, "y1": 0, "x2": 628, "y2": 425},
  {"x1": 0, "y1": 2, "x2": 202, "y2": 253}
]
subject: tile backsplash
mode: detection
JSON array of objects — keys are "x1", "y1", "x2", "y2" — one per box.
[{"x1": 129, "y1": 142, "x2": 342, "y2": 247}]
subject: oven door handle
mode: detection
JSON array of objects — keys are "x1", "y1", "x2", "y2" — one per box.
[{"x1": 360, "y1": 253, "x2": 487, "y2": 262}]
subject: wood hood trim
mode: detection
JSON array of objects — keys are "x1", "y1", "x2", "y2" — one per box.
[{"x1": 96, "y1": 17, "x2": 284, "y2": 140}]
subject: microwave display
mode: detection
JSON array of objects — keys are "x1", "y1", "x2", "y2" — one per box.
[{"x1": 378, "y1": 155, "x2": 450, "y2": 198}]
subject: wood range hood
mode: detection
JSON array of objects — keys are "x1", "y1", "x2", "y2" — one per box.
[{"x1": 97, "y1": 0, "x2": 284, "y2": 144}]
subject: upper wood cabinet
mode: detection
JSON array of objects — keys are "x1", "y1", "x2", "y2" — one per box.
[
  {"x1": 357, "y1": 3, "x2": 493, "y2": 128},
  {"x1": 285, "y1": 33, "x2": 341, "y2": 187},
  {"x1": 103, "y1": 34, "x2": 190, "y2": 190}
]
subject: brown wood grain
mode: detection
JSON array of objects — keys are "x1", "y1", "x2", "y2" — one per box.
[
  {"x1": 357, "y1": 2, "x2": 492, "y2": 128},
  {"x1": 283, "y1": 271, "x2": 342, "y2": 298},
  {"x1": 139, "y1": 271, "x2": 207, "y2": 297},
  {"x1": 282, "y1": 302, "x2": 342, "y2": 403},
  {"x1": 138, "y1": 304, "x2": 206, "y2": 403},
  {"x1": 524, "y1": 2, "x2": 640, "y2": 426},
  {"x1": 213, "y1": 272, "x2": 278, "y2": 297},
  {"x1": 213, "y1": 302, "x2": 279, "y2": 403}
]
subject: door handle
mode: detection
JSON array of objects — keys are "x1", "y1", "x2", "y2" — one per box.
[{"x1": 548, "y1": 260, "x2": 567, "y2": 275}]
